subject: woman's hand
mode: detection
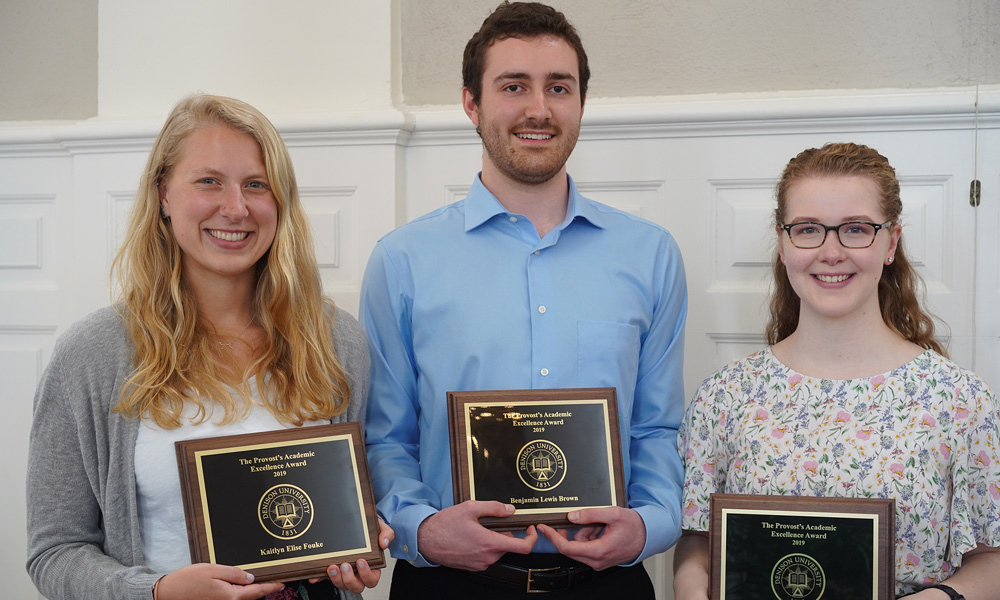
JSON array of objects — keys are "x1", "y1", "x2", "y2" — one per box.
[
  {"x1": 673, "y1": 530, "x2": 711, "y2": 600},
  {"x1": 313, "y1": 515, "x2": 396, "y2": 594},
  {"x1": 154, "y1": 563, "x2": 285, "y2": 600}
]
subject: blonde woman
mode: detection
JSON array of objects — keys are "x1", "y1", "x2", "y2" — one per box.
[{"x1": 26, "y1": 94, "x2": 391, "y2": 600}]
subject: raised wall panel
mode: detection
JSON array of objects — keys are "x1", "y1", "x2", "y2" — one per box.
[
  {"x1": 443, "y1": 183, "x2": 471, "y2": 206},
  {"x1": 0, "y1": 327, "x2": 55, "y2": 600},
  {"x1": 300, "y1": 186, "x2": 358, "y2": 296},
  {"x1": 575, "y1": 180, "x2": 666, "y2": 221},
  {"x1": 898, "y1": 176, "x2": 950, "y2": 292},
  {"x1": 108, "y1": 190, "x2": 137, "y2": 263},
  {"x1": 0, "y1": 216, "x2": 42, "y2": 268},
  {"x1": 0, "y1": 194, "x2": 57, "y2": 284},
  {"x1": 708, "y1": 333, "x2": 770, "y2": 368},
  {"x1": 72, "y1": 151, "x2": 152, "y2": 318},
  {"x1": 709, "y1": 179, "x2": 777, "y2": 292}
]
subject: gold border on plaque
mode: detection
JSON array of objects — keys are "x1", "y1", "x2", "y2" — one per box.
[
  {"x1": 176, "y1": 422, "x2": 384, "y2": 582},
  {"x1": 709, "y1": 494, "x2": 895, "y2": 600},
  {"x1": 192, "y1": 434, "x2": 373, "y2": 569},
  {"x1": 461, "y1": 398, "x2": 618, "y2": 513},
  {"x1": 719, "y1": 508, "x2": 879, "y2": 600},
  {"x1": 448, "y1": 388, "x2": 626, "y2": 530}
]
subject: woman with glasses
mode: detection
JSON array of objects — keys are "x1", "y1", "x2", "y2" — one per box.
[
  {"x1": 26, "y1": 94, "x2": 391, "y2": 600},
  {"x1": 673, "y1": 143, "x2": 999, "y2": 599}
]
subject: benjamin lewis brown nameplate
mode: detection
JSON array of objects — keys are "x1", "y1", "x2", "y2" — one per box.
[
  {"x1": 175, "y1": 422, "x2": 384, "y2": 582},
  {"x1": 709, "y1": 494, "x2": 895, "y2": 600},
  {"x1": 448, "y1": 388, "x2": 626, "y2": 530}
]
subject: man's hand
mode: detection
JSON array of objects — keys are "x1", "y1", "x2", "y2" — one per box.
[
  {"x1": 154, "y1": 563, "x2": 285, "y2": 600},
  {"x1": 417, "y1": 501, "x2": 538, "y2": 571},
  {"x1": 537, "y1": 506, "x2": 646, "y2": 570}
]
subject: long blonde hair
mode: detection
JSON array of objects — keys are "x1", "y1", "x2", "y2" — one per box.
[
  {"x1": 112, "y1": 94, "x2": 350, "y2": 428},
  {"x1": 765, "y1": 142, "x2": 945, "y2": 356}
]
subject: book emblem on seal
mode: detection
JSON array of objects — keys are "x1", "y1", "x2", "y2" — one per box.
[
  {"x1": 258, "y1": 484, "x2": 314, "y2": 540},
  {"x1": 770, "y1": 553, "x2": 826, "y2": 599},
  {"x1": 516, "y1": 440, "x2": 567, "y2": 491}
]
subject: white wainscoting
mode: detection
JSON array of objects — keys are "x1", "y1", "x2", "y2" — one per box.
[{"x1": 2, "y1": 86, "x2": 998, "y2": 599}]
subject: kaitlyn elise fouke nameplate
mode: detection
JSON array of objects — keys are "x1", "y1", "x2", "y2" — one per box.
[
  {"x1": 447, "y1": 388, "x2": 626, "y2": 530},
  {"x1": 709, "y1": 494, "x2": 894, "y2": 600},
  {"x1": 175, "y1": 422, "x2": 384, "y2": 583}
]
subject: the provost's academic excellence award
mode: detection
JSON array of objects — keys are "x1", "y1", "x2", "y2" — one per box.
[
  {"x1": 175, "y1": 422, "x2": 384, "y2": 583},
  {"x1": 710, "y1": 494, "x2": 895, "y2": 600},
  {"x1": 447, "y1": 388, "x2": 626, "y2": 530}
]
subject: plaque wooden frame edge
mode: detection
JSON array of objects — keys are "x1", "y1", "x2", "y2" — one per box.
[
  {"x1": 175, "y1": 422, "x2": 385, "y2": 583},
  {"x1": 708, "y1": 493, "x2": 895, "y2": 600},
  {"x1": 447, "y1": 387, "x2": 627, "y2": 531}
]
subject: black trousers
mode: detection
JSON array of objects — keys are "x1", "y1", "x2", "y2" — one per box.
[{"x1": 388, "y1": 555, "x2": 655, "y2": 600}]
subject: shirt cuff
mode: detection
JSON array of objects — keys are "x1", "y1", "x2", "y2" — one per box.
[
  {"x1": 387, "y1": 503, "x2": 440, "y2": 568},
  {"x1": 628, "y1": 503, "x2": 681, "y2": 565}
]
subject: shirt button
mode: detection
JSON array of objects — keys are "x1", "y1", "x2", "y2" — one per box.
[
  {"x1": 509, "y1": 216, "x2": 518, "y2": 223},
  {"x1": 540, "y1": 368, "x2": 549, "y2": 376},
  {"x1": 533, "y1": 250, "x2": 540, "y2": 255},
  {"x1": 538, "y1": 306, "x2": 546, "y2": 314},
  {"x1": 402, "y1": 544, "x2": 409, "y2": 554}
]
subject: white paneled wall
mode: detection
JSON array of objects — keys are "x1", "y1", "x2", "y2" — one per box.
[{"x1": 3, "y1": 87, "x2": 998, "y2": 599}]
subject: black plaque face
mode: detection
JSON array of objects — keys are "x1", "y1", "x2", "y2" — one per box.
[
  {"x1": 448, "y1": 388, "x2": 626, "y2": 530},
  {"x1": 176, "y1": 423, "x2": 384, "y2": 582},
  {"x1": 709, "y1": 494, "x2": 895, "y2": 600}
]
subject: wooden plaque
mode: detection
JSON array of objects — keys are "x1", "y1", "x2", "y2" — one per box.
[
  {"x1": 447, "y1": 387, "x2": 626, "y2": 530},
  {"x1": 175, "y1": 422, "x2": 384, "y2": 583},
  {"x1": 709, "y1": 494, "x2": 895, "y2": 600}
]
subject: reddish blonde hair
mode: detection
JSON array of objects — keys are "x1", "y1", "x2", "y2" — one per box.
[{"x1": 765, "y1": 142, "x2": 945, "y2": 355}]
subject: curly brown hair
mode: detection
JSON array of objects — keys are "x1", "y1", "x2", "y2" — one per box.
[{"x1": 765, "y1": 142, "x2": 945, "y2": 355}]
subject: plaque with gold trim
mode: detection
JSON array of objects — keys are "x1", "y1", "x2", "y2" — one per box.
[
  {"x1": 175, "y1": 422, "x2": 384, "y2": 583},
  {"x1": 709, "y1": 494, "x2": 895, "y2": 600},
  {"x1": 447, "y1": 388, "x2": 626, "y2": 530}
]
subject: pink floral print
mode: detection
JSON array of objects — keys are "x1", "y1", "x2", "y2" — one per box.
[{"x1": 679, "y1": 348, "x2": 1000, "y2": 597}]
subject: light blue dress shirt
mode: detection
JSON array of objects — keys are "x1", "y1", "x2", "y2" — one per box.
[{"x1": 360, "y1": 174, "x2": 687, "y2": 567}]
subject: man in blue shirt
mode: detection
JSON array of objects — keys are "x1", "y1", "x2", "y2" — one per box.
[{"x1": 360, "y1": 2, "x2": 687, "y2": 597}]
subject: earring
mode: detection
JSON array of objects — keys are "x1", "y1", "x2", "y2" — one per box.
[
  {"x1": 160, "y1": 205, "x2": 168, "y2": 219},
  {"x1": 887, "y1": 256, "x2": 894, "y2": 264}
]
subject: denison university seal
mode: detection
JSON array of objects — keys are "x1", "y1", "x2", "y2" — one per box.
[
  {"x1": 516, "y1": 440, "x2": 567, "y2": 491},
  {"x1": 259, "y1": 484, "x2": 314, "y2": 540},
  {"x1": 770, "y1": 553, "x2": 826, "y2": 600}
]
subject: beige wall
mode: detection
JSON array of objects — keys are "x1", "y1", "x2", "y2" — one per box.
[
  {"x1": 0, "y1": 0, "x2": 97, "y2": 121},
  {"x1": 3, "y1": 1, "x2": 1000, "y2": 121},
  {"x1": 402, "y1": 0, "x2": 1000, "y2": 104}
]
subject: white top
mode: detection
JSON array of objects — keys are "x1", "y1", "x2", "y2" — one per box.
[{"x1": 134, "y1": 379, "x2": 325, "y2": 572}]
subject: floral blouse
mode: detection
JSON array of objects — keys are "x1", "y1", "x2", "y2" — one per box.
[{"x1": 679, "y1": 348, "x2": 1000, "y2": 595}]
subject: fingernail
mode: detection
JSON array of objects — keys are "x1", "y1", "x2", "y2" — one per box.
[
  {"x1": 358, "y1": 560, "x2": 367, "y2": 569},
  {"x1": 245, "y1": 573, "x2": 255, "y2": 583},
  {"x1": 383, "y1": 536, "x2": 390, "y2": 547},
  {"x1": 341, "y1": 563, "x2": 351, "y2": 574},
  {"x1": 505, "y1": 504, "x2": 515, "y2": 513},
  {"x1": 568, "y1": 511, "x2": 580, "y2": 521}
]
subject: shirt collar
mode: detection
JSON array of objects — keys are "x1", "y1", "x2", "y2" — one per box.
[{"x1": 464, "y1": 173, "x2": 607, "y2": 232}]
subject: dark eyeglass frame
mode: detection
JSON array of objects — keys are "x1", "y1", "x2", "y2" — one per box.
[{"x1": 780, "y1": 220, "x2": 893, "y2": 249}]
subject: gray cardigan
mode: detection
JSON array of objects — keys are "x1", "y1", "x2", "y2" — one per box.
[{"x1": 26, "y1": 306, "x2": 370, "y2": 600}]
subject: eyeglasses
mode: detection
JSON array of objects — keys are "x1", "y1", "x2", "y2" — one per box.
[{"x1": 781, "y1": 221, "x2": 892, "y2": 249}]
